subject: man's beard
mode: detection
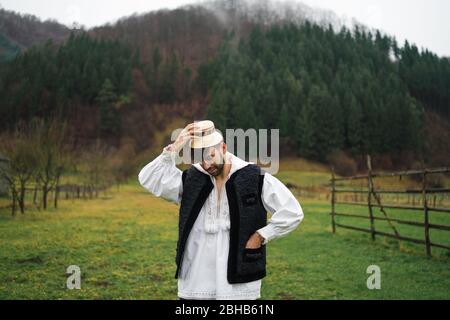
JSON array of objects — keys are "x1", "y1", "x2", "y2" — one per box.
[
  {"x1": 207, "y1": 163, "x2": 224, "y2": 176},
  {"x1": 205, "y1": 153, "x2": 225, "y2": 177}
]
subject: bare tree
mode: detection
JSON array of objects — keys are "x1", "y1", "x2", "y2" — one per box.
[
  {"x1": 32, "y1": 118, "x2": 70, "y2": 210},
  {"x1": 79, "y1": 139, "x2": 114, "y2": 199},
  {"x1": 0, "y1": 124, "x2": 38, "y2": 215}
]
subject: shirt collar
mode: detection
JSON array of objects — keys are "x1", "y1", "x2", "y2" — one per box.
[{"x1": 193, "y1": 151, "x2": 253, "y2": 179}]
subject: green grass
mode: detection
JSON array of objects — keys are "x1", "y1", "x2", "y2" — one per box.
[
  {"x1": 275, "y1": 171, "x2": 331, "y2": 188},
  {"x1": 0, "y1": 179, "x2": 449, "y2": 300}
]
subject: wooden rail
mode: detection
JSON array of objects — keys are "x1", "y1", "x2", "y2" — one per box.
[{"x1": 330, "y1": 155, "x2": 450, "y2": 257}]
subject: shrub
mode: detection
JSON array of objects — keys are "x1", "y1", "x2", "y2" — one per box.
[{"x1": 327, "y1": 150, "x2": 357, "y2": 177}]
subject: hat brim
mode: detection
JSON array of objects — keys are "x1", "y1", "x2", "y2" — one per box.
[{"x1": 189, "y1": 131, "x2": 223, "y2": 149}]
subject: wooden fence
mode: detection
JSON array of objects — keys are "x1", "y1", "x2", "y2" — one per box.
[
  {"x1": 0, "y1": 184, "x2": 107, "y2": 212},
  {"x1": 330, "y1": 155, "x2": 450, "y2": 257}
]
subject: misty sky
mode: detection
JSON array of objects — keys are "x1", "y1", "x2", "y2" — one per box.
[{"x1": 1, "y1": 0, "x2": 449, "y2": 57}]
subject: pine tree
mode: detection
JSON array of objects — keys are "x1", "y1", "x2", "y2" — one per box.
[
  {"x1": 347, "y1": 94, "x2": 364, "y2": 155},
  {"x1": 96, "y1": 78, "x2": 120, "y2": 138}
]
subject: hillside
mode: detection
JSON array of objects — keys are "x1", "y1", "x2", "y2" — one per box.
[
  {"x1": 0, "y1": 0, "x2": 449, "y2": 170},
  {"x1": 88, "y1": 0, "x2": 347, "y2": 69},
  {"x1": 0, "y1": 8, "x2": 70, "y2": 62}
]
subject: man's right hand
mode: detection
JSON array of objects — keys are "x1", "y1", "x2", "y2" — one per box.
[{"x1": 169, "y1": 123, "x2": 200, "y2": 153}]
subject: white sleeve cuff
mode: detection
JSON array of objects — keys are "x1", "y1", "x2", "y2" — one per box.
[{"x1": 257, "y1": 225, "x2": 278, "y2": 245}]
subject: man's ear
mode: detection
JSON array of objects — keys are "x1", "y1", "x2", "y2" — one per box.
[{"x1": 222, "y1": 142, "x2": 227, "y2": 154}]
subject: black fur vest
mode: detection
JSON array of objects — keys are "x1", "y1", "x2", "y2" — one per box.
[{"x1": 175, "y1": 163, "x2": 267, "y2": 284}]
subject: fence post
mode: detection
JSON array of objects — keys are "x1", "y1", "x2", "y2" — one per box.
[
  {"x1": 54, "y1": 185, "x2": 59, "y2": 209},
  {"x1": 11, "y1": 190, "x2": 17, "y2": 216},
  {"x1": 331, "y1": 167, "x2": 336, "y2": 233},
  {"x1": 366, "y1": 155, "x2": 376, "y2": 241},
  {"x1": 422, "y1": 170, "x2": 431, "y2": 257},
  {"x1": 33, "y1": 186, "x2": 38, "y2": 205}
]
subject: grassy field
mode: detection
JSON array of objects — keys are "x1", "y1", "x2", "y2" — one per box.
[
  {"x1": 0, "y1": 172, "x2": 449, "y2": 300},
  {"x1": 0, "y1": 183, "x2": 450, "y2": 299}
]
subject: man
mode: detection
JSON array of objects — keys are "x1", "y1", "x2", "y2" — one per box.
[{"x1": 138, "y1": 121, "x2": 304, "y2": 300}]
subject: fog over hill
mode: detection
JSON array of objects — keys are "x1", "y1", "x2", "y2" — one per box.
[
  {"x1": 106, "y1": 0, "x2": 349, "y2": 33},
  {"x1": 198, "y1": 0, "x2": 344, "y2": 29}
]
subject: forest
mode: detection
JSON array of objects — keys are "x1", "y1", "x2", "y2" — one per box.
[
  {"x1": 0, "y1": 3, "x2": 449, "y2": 168},
  {"x1": 204, "y1": 23, "x2": 450, "y2": 162}
]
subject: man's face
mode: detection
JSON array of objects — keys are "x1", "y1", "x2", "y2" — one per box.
[{"x1": 200, "y1": 143, "x2": 226, "y2": 177}]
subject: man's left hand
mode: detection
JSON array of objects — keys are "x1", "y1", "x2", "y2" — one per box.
[{"x1": 245, "y1": 232, "x2": 265, "y2": 249}]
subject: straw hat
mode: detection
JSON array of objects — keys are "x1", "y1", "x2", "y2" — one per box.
[{"x1": 189, "y1": 120, "x2": 224, "y2": 149}]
